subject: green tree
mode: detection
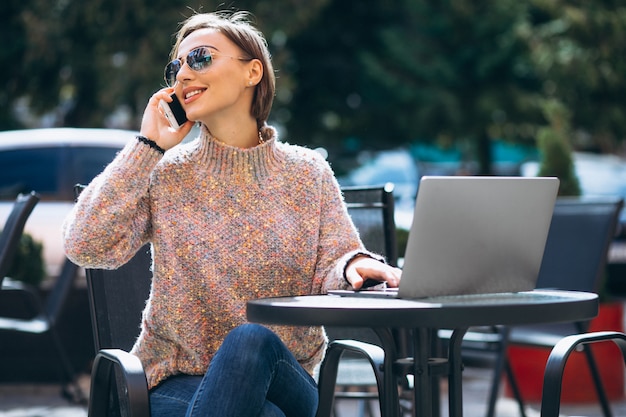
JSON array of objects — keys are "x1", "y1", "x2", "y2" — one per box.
[
  {"x1": 5, "y1": 0, "x2": 624, "y2": 171},
  {"x1": 524, "y1": 0, "x2": 626, "y2": 154},
  {"x1": 1, "y1": 0, "x2": 37, "y2": 129},
  {"x1": 287, "y1": 1, "x2": 544, "y2": 174},
  {"x1": 1, "y1": 0, "x2": 328, "y2": 130}
]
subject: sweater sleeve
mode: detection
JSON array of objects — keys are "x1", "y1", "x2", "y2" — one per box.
[
  {"x1": 63, "y1": 139, "x2": 163, "y2": 269},
  {"x1": 310, "y1": 158, "x2": 385, "y2": 293}
]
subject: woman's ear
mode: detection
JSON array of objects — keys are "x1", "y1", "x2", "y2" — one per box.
[{"x1": 246, "y1": 59, "x2": 263, "y2": 87}]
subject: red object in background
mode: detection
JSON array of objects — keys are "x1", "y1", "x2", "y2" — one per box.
[{"x1": 505, "y1": 302, "x2": 625, "y2": 403}]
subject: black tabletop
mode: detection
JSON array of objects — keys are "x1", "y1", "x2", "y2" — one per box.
[{"x1": 247, "y1": 290, "x2": 598, "y2": 329}]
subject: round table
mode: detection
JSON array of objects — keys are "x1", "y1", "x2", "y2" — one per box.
[{"x1": 247, "y1": 290, "x2": 599, "y2": 417}]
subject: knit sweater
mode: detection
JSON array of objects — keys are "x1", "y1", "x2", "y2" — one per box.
[{"x1": 63, "y1": 125, "x2": 374, "y2": 389}]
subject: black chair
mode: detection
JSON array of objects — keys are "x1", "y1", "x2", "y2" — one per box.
[
  {"x1": 85, "y1": 244, "x2": 152, "y2": 417},
  {"x1": 0, "y1": 192, "x2": 86, "y2": 402},
  {"x1": 318, "y1": 183, "x2": 408, "y2": 417},
  {"x1": 0, "y1": 257, "x2": 85, "y2": 403},
  {"x1": 0, "y1": 191, "x2": 40, "y2": 287},
  {"x1": 540, "y1": 331, "x2": 626, "y2": 417},
  {"x1": 441, "y1": 197, "x2": 624, "y2": 417},
  {"x1": 0, "y1": 191, "x2": 85, "y2": 401}
]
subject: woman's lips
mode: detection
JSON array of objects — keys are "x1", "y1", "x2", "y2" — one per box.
[{"x1": 183, "y1": 88, "x2": 206, "y2": 103}]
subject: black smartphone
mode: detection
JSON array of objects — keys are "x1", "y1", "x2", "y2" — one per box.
[{"x1": 159, "y1": 93, "x2": 188, "y2": 130}]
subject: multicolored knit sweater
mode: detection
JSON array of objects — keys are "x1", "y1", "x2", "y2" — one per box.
[{"x1": 63, "y1": 125, "x2": 373, "y2": 389}]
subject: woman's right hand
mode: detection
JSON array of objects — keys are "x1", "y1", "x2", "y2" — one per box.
[
  {"x1": 139, "y1": 88, "x2": 194, "y2": 151},
  {"x1": 345, "y1": 255, "x2": 402, "y2": 290}
]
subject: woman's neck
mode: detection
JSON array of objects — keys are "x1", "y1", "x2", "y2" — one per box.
[{"x1": 204, "y1": 119, "x2": 260, "y2": 149}]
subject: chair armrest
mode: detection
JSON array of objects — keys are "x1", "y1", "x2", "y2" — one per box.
[
  {"x1": 540, "y1": 331, "x2": 626, "y2": 417},
  {"x1": 316, "y1": 340, "x2": 384, "y2": 417},
  {"x1": 89, "y1": 348, "x2": 150, "y2": 417},
  {"x1": 331, "y1": 339, "x2": 385, "y2": 362}
]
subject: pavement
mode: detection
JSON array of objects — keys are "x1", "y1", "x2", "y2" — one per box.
[
  {"x1": 1, "y1": 367, "x2": 625, "y2": 417},
  {"x1": 0, "y1": 376, "x2": 89, "y2": 417}
]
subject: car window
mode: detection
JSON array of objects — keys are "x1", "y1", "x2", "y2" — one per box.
[
  {"x1": 0, "y1": 146, "x2": 121, "y2": 200},
  {"x1": 70, "y1": 147, "x2": 120, "y2": 186},
  {"x1": 345, "y1": 151, "x2": 419, "y2": 185},
  {"x1": 351, "y1": 165, "x2": 414, "y2": 185},
  {"x1": 0, "y1": 148, "x2": 61, "y2": 198}
]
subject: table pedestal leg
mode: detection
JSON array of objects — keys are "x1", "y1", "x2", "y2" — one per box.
[
  {"x1": 448, "y1": 328, "x2": 468, "y2": 417},
  {"x1": 410, "y1": 327, "x2": 468, "y2": 417},
  {"x1": 374, "y1": 328, "x2": 401, "y2": 417},
  {"x1": 413, "y1": 328, "x2": 433, "y2": 417}
]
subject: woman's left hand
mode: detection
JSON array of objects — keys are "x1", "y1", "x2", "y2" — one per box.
[{"x1": 345, "y1": 256, "x2": 402, "y2": 290}]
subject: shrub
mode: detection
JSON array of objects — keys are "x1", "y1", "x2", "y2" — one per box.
[
  {"x1": 6, "y1": 232, "x2": 45, "y2": 286},
  {"x1": 536, "y1": 99, "x2": 581, "y2": 196}
]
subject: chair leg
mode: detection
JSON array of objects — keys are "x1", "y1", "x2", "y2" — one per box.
[
  {"x1": 357, "y1": 399, "x2": 366, "y2": 417},
  {"x1": 50, "y1": 327, "x2": 87, "y2": 404},
  {"x1": 485, "y1": 357, "x2": 501, "y2": 417},
  {"x1": 504, "y1": 357, "x2": 527, "y2": 417},
  {"x1": 366, "y1": 396, "x2": 377, "y2": 417},
  {"x1": 581, "y1": 343, "x2": 613, "y2": 417},
  {"x1": 317, "y1": 348, "x2": 342, "y2": 417},
  {"x1": 575, "y1": 322, "x2": 613, "y2": 417},
  {"x1": 330, "y1": 388, "x2": 369, "y2": 417},
  {"x1": 485, "y1": 337, "x2": 505, "y2": 417},
  {"x1": 483, "y1": 327, "x2": 527, "y2": 417}
]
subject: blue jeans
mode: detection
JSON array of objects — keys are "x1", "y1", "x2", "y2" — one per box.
[{"x1": 149, "y1": 324, "x2": 319, "y2": 417}]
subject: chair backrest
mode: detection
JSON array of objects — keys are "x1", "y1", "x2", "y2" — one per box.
[
  {"x1": 325, "y1": 184, "x2": 398, "y2": 346},
  {"x1": 536, "y1": 197, "x2": 624, "y2": 293},
  {"x1": 85, "y1": 245, "x2": 153, "y2": 352},
  {"x1": 0, "y1": 192, "x2": 39, "y2": 284},
  {"x1": 342, "y1": 183, "x2": 397, "y2": 266}
]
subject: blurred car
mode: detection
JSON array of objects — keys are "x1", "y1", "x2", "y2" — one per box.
[
  {"x1": 521, "y1": 152, "x2": 626, "y2": 262},
  {"x1": 0, "y1": 128, "x2": 135, "y2": 278},
  {"x1": 338, "y1": 149, "x2": 419, "y2": 230},
  {"x1": 522, "y1": 151, "x2": 626, "y2": 226},
  {"x1": 521, "y1": 152, "x2": 626, "y2": 223}
]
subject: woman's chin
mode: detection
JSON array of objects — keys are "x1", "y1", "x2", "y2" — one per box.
[{"x1": 184, "y1": 114, "x2": 201, "y2": 125}]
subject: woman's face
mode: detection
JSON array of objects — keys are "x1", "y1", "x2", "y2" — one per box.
[{"x1": 172, "y1": 28, "x2": 257, "y2": 126}]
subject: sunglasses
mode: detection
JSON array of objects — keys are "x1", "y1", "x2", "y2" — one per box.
[{"x1": 164, "y1": 46, "x2": 252, "y2": 87}]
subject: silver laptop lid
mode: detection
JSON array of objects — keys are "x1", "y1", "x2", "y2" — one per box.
[{"x1": 398, "y1": 176, "x2": 559, "y2": 299}]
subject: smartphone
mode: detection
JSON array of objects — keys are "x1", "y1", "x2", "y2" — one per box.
[{"x1": 159, "y1": 93, "x2": 188, "y2": 130}]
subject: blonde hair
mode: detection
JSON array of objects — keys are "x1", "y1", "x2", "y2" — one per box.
[{"x1": 172, "y1": 11, "x2": 276, "y2": 126}]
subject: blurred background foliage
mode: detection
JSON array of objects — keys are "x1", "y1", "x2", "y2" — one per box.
[
  {"x1": 2, "y1": 0, "x2": 625, "y2": 175},
  {"x1": 6, "y1": 233, "x2": 45, "y2": 286}
]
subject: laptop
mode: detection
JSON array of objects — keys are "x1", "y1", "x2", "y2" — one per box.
[{"x1": 330, "y1": 176, "x2": 560, "y2": 299}]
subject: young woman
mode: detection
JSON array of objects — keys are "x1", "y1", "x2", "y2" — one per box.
[{"x1": 63, "y1": 10, "x2": 401, "y2": 417}]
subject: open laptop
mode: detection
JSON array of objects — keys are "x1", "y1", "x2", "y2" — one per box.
[{"x1": 330, "y1": 176, "x2": 560, "y2": 299}]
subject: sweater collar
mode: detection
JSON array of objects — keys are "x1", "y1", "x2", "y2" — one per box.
[{"x1": 195, "y1": 124, "x2": 284, "y2": 180}]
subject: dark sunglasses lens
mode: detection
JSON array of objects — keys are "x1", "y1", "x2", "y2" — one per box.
[
  {"x1": 188, "y1": 47, "x2": 212, "y2": 71},
  {"x1": 164, "y1": 60, "x2": 181, "y2": 86}
]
